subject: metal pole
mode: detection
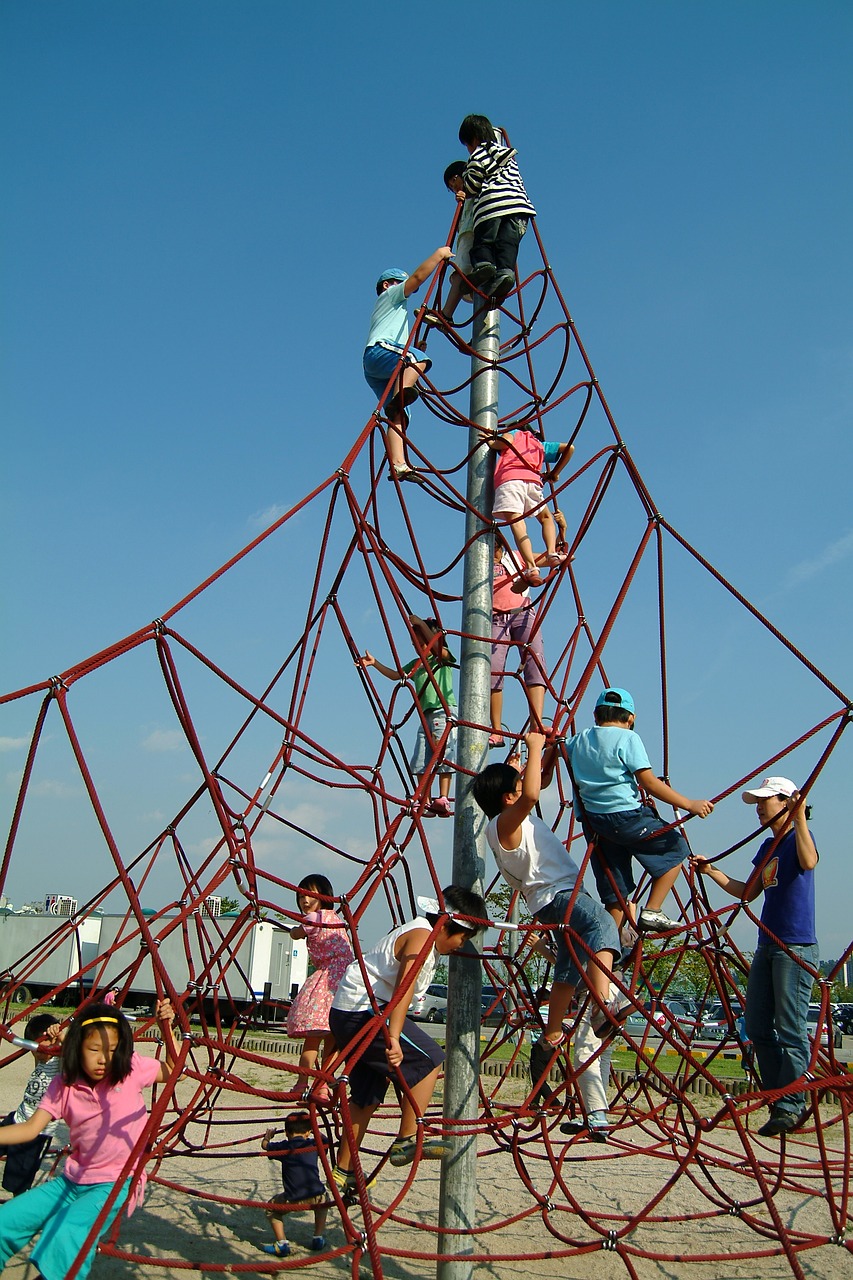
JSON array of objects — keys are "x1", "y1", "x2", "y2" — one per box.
[{"x1": 437, "y1": 303, "x2": 499, "y2": 1280}]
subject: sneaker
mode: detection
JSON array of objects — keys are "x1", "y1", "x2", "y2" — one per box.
[
  {"x1": 491, "y1": 269, "x2": 515, "y2": 305},
  {"x1": 422, "y1": 309, "x2": 448, "y2": 330},
  {"x1": 529, "y1": 1034, "x2": 565, "y2": 1104},
  {"x1": 426, "y1": 796, "x2": 452, "y2": 818},
  {"x1": 488, "y1": 732, "x2": 506, "y2": 748},
  {"x1": 590, "y1": 989, "x2": 633, "y2": 1039},
  {"x1": 545, "y1": 551, "x2": 568, "y2": 567},
  {"x1": 757, "y1": 1108, "x2": 808, "y2": 1137},
  {"x1": 638, "y1": 907, "x2": 682, "y2": 933},
  {"x1": 330, "y1": 1164, "x2": 377, "y2": 1194},
  {"x1": 467, "y1": 261, "x2": 496, "y2": 290},
  {"x1": 311, "y1": 1235, "x2": 328, "y2": 1252},
  {"x1": 389, "y1": 1133, "x2": 451, "y2": 1166},
  {"x1": 387, "y1": 465, "x2": 425, "y2": 486},
  {"x1": 262, "y1": 1241, "x2": 291, "y2": 1257}
]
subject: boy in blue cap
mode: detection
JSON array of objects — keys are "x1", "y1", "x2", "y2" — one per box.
[
  {"x1": 363, "y1": 246, "x2": 453, "y2": 482},
  {"x1": 566, "y1": 688, "x2": 714, "y2": 934}
]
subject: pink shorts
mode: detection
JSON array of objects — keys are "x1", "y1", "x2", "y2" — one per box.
[{"x1": 493, "y1": 479, "x2": 544, "y2": 517}]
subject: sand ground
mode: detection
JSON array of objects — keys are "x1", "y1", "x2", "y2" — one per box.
[{"x1": 0, "y1": 1048, "x2": 849, "y2": 1280}]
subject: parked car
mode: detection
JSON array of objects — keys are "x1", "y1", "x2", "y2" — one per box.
[{"x1": 412, "y1": 982, "x2": 448, "y2": 1023}]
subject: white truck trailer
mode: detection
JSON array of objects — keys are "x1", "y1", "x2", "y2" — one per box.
[{"x1": 0, "y1": 908, "x2": 307, "y2": 1018}]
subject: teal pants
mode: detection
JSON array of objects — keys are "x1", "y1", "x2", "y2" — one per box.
[{"x1": 0, "y1": 1174, "x2": 127, "y2": 1280}]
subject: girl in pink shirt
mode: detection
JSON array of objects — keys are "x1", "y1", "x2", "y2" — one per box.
[
  {"x1": 0, "y1": 999, "x2": 178, "y2": 1280},
  {"x1": 489, "y1": 427, "x2": 566, "y2": 585}
]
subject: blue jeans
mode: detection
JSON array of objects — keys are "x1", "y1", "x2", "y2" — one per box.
[{"x1": 744, "y1": 941, "x2": 818, "y2": 1117}]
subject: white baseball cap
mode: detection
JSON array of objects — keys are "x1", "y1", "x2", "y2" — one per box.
[{"x1": 741, "y1": 776, "x2": 797, "y2": 803}]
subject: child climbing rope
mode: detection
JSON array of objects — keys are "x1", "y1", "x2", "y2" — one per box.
[
  {"x1": 327, "y1": 885, "x2": 486, "y2": 1192},
  {"x1": 363, "y1": 246, "x2": 453, "y2": 483},
  {"x1": 458, "y1": 113, "x2": 536, "y2": 307},
  {"x1": 416, "y1": 160, "x2": 476, "y2": 345},
  {"x1": 488, "y1": 425, "x2": 567, "y2": 585},
  {"x1": 0, "y1": 999, "x2": 179, "y2": 1280},
  {"x1": 359, "y1": 614, "x2": 457, "y2": 817},
  {"x1": 0, "y1": 1014, "x2": 62, "y2": 1196},
  {"x1": 285, "y1": 873, "x2": 354, "y2": 1102}
]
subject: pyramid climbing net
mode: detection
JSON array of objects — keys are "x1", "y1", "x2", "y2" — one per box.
[{"x1": 1, "y1": 181, "x2": 851, "y2": 1279}]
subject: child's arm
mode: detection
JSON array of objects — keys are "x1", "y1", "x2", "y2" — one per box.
[
  {"x1": 154, "y1": 998, "x2": 180, "y2": 1081},
  {"x1": 385, "y1": 927, "x2": 433, "y2": 1066},
  {"x1": 543, "y1": 442, "x2": 575, "y2": 482},
  {"x1": 408, "y1": 615, "x2": 452, "y2": 663},
  {"x1": 403, "y1": 246, "x2": 454, "y2": 298},
  {"x1": 635, "y1": 770, "x2": 713, "y2": 819},
  {"x1": 359, "y1": 651, "x2": 405, "y2": 681},
  {"x1": 496, "y1": 732, "x2": 546, "y2": 850},
  {"x1": 0, "y1": 1108, "x2": 51, "y2": 1146}
]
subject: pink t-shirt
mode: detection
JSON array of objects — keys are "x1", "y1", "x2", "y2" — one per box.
[
  {"x1": 40, "y1": 1051, "x2": 162, "y2": 1209},
  {"x1": 494, "y1": 430, "x2": 544, "y2": 487}
]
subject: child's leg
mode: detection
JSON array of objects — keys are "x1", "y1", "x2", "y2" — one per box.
[
  {"x1": 0, "y1": 1177, "x2": 67, "y2": 1269},
  {"x1": 442, "y1": 272, "x2": 466, "y2": 320},
  {"x1": 646, "y1": 864, "x2": 681, "y2": 912},
  {"x1": 507, "y1": 515, "x2": 537, "y2": 571},
  {"x1": 525, "y1": 682, "x2": 546, "y2": 731},
  {"x1": 438, "y1": 773, "x2": 451, "y2": 801},
  {"x1": 267, "y1": 1206, "x2": 287, "y2": 1244},
  {"x1": 297, "y1": 1034, "x2": 322, "y2": 1090},
  {"x1": 396, "y1": 1064, "x2": 442, "y2": 1139},
  {"x1": 30, "y1": 1178, "x2": 128, "y2": 1280},
  {"x1": 313, "y1": 1202, "x2": 329, "y2": 1236},
  {"x1": 336, "y1": 1101, "x2": 380, "y2": 1172},
  {"x1": 535, "y1": 505, "x2": 557, "y2": 558},
  {"x1": 543, "y1": 981, "x2": 576, "y2": 1043}
]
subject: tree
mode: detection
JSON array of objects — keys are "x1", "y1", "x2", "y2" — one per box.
[{"x1": 219, "y1": 896, "x2": 240, "y2": 914}]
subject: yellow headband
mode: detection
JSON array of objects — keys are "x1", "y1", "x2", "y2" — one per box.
[{"x1": 80, "y1": 1016, "x2": 120, "y2": 1028}]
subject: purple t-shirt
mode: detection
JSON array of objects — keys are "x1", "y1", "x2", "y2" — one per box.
[{"x1": 752, "y1": 827, "x2": 817, "y2": 947}]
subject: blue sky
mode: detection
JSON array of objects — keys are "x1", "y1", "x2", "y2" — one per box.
[{"x1": 1, "y1": 2, "x2": 851, "y2": 968}]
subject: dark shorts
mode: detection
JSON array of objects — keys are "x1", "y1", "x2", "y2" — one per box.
[
  {"x1": 329, "y1": 1006, "x2": 443, "y2": 1110},
  {"x1": 585, "y1": 804, "x2": 688, "y2": 906},
  {"x1": 1, "y1": 1112, "x2": 51, "y2": 1195}
]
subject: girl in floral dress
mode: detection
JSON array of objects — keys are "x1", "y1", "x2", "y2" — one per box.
[{"x1": 286, "y1": 875, "x2": 354, "y2": 1102}]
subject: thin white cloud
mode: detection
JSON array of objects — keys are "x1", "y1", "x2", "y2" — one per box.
[
  {"x1": 142, "y1": 729, "x2": 187, "y2": 753},
  {"x1": 30, "y1": 779, "x2": 80, "y2": 799},
  {"x1": 785, "y1": 529, "x2": 853, "y2": 587},
  {"x1": 0, "y1": 736, "x2": 28, "y2": 752},
  {"x1": 248, "y1": 504, "x2": 288, "y2": 531}
]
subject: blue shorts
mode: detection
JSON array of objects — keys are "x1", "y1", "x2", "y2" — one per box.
[
  {"x1": 363, "y1": 343, "x2": 431, "y2": 401},
  {"x1": 535, "y1": 889, "x2": 620, "y2": 988},
  {"x1": 585, "y1": 804, "x2": 688, "y2": 906},
  {"x1": 329, "y1": 1007, "x2": 443, "y2": 1110},
  {"x1": 409, "y1": 708, "x2": 456, "y2": 775}
]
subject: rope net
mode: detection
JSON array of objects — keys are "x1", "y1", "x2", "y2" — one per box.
[{"x1": 1, "y1": 193, "x2": 850, "y2": 1279}]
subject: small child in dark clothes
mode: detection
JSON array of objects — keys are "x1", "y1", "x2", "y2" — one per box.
[
  {"x1": 1, "y1": 1014, "x2": 62, "y2": 1195},
  {"x1": 260, "y1": 1111, "x2": 329, "y2": 1257}
]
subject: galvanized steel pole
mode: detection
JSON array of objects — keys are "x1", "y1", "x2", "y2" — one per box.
[{"x1": 436, "y1": 303, "x2": 500, "y2": 1279}]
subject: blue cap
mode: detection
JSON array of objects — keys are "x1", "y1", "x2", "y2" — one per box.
[
  {"x1": 595, "y1": 687, "x2": 635, "y2": 714},
  {"x1": 376, "y1": 267, "x2": 409, "y2": 286}
]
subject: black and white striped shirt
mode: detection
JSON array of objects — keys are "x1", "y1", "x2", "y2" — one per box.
[{"x1": 462, "y1": 143, "x2": 536, "y2": 230}]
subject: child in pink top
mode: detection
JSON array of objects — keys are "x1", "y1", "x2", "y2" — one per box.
[
  {"x1": 0, "y1": 999, "x2": 179, "y2": 1280},
  {"x1": 489, "y1": 426, "x2": 566, "y2": 585},
  {"x1": 286, "y1": 874, "x2": 354, "y2": 1102}
]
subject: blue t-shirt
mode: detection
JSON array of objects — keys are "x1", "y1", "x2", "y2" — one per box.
[
  {"x1": 566, "y1": 726, "x2": 651, "y2": 814},
  {"x1": 752, "y1": 827, "x2": 817, "y2": 947},
  {"x1": 365, "y1": 281, "x2": 409, "y2": 349}
]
